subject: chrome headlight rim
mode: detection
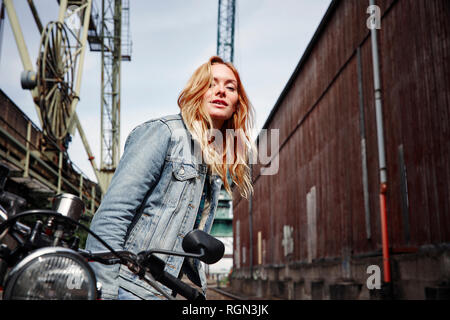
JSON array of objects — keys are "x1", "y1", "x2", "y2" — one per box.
[{"x1": 3, "y1": 247, "x2": 97, "y2": 300}]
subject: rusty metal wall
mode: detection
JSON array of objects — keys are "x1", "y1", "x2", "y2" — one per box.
[
  {"x1": 233, "y1": 0, "x2": 450, "y2": 271},
  {"x1": 0, "y1": 90, "x2": 42, "y2": 150}
]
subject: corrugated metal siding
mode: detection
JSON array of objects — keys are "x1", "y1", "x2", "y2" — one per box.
[
  {"x1": 233, "y1": 0, "x2": 450, "y2": 271},
  {"x1": 378, "y1": 0, "x2": 450, "y2": 247}
]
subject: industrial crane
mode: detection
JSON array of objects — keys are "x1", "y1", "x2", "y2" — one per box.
[
  {"x1": 217, "y1": 0, "x2": 236, "y2": 63},
  {"x1": 1, "y1": 0, "x2": 131, "y2": 195}
]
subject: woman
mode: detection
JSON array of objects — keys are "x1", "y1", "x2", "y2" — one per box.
[{"x1": 85, "y1": 56, "x2": 256, "y2": 300}]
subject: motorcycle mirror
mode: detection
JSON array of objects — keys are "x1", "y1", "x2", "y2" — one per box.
[{"x1": 182, "y1": 229, "x2": 225, "y2": 264}]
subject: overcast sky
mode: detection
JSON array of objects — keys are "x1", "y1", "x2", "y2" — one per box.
[{"x1": 0, "y1": 0, "x2": 331, "y2": 182}]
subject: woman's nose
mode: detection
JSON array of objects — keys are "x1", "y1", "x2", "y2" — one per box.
[{"x1": 215, "y1": 85, "x2": 226, "y2": 96}]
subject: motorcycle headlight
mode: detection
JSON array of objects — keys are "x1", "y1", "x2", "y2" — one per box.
[{"x1": 3, "y1": 247, "x2": 96, "y2": 300}]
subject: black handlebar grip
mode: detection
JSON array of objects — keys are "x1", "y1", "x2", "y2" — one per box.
[{"x1": 158, "y1": 271, "x2": 205, "y2": 301}]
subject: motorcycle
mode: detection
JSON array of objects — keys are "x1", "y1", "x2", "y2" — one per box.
[{"x1": 0, "y1": 163, "x2": 224, "y2": 300}]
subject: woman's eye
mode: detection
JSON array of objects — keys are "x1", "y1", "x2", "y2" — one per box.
[{"x1": 227, "y1": 87, "x2": 236, "y2": 91}]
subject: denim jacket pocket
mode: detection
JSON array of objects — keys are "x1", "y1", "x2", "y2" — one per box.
[
  {"x1": 172, "y1": 162, "x2": 198, "y2": 181},
  {"x1": 167, "y1": 162, "x2": 198, "y2": 212}
]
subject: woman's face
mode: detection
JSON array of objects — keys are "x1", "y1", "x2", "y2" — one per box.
[{"x1": 203, "y1": 63, "x2": 239, "y2": 129}]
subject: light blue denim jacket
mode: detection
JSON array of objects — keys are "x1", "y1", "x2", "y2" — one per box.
[{"x1": 85, "y1": 113, "x2": 223, "y2": 300}]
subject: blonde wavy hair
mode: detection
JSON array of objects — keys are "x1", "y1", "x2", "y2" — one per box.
[{"x1": 177, "y1": 56, "x2": 256, "y2": 199}]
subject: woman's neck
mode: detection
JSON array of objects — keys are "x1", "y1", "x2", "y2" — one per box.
[{"x1": 211, "y1": 118, "x2": 224, "y2": 130}]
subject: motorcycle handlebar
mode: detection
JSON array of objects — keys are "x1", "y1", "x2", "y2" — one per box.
[
  {"x1": 156, "y1": 270, "x2": 205, "y2": 301},
  {"x1": 83, "y1": 250, "x2": 205, "y2": 300}
]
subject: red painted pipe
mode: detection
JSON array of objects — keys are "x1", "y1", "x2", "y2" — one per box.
[{"x1": 379, "y1": 183, "x2": 391, "y2": 283}]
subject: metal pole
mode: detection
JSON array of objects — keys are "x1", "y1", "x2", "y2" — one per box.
[
  {"x1": 3, "y1": 0, "x2": 42, "y2": 126},
  {"x1": 112, "y1": 0, "x2": 121, "y2": 168},
  {"x1": 57, "y1": 150, "x2": 63, "y2": 194},
  {"x1": 57, "y1": 0, "x2": 68, "y2": 23},
  {"x1": 369, "y1": 0, "x2": 391, "y2": 285},
  {"x1": 91, "y1": 184, "x2": 96, "y2": 214},
  {"x1": 100, "y1": 0, "x2": 105, "y2": 177},
  {"x1": 248, "y1": 160, "x2": 253, "y2": 277},
  {"x1": 79, "y1": 173, "x2": 83, "y2": 199},
  {"x1": 23, "y1": 121, "x2": 31, "y2": 178},
  {"x1": 70, "y1": 0, "x2": 92, "y2": 114},
  {"x1": 3, "y1": 0, "x2": 33, "y2": 70},
  {"x1": 74, "y1": 114, "x2": 103, "y2": 192},
  {"x1": 67, "y1": 0, "x2": 93, "y2": 132},
  {"x1": 26, "y1": 0, "x2": 43, "y2": 34}
]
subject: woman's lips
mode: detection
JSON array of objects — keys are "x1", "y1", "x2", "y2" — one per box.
[{"x1": 211, "y1": 99, "x2": 228, "y2": 106}]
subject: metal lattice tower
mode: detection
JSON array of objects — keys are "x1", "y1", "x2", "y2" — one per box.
[
  {"x1": 89, "y1": 0, "x2": 131, "y2": 191},
  {"x1": 217, "y1": 0, "x2": 236, "y2": 63}
]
